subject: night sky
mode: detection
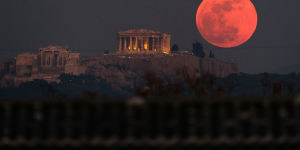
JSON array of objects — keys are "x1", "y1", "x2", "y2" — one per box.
[{"x1": 0, "y1": 0, "x2": 299, "y2": 73}]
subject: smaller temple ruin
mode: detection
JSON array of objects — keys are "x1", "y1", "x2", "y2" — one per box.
[
  {"x1": 16, "y1": 53, "x2": 38, "y2": 76},
  {"x1": 118, "y1": 29, "x2": 171, "y2": 54},
  {"x1": 37, "y1": 45, "x2": 81, "y2": 74},
  {"x1": 15, "y1": 45, "x2": 83, "y2": 76}
]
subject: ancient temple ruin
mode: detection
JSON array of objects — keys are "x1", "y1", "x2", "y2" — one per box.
[
  {"x1": 16, "y1": 53, "x2": 38, "y2": 76},
  {"x1": 38, "y1": 45, "x2": 80, "y2": 74},
  {"x1": 15, "y1": 45, "x2": 83, "y2": 76},
  {"x1": 118, "y1": 29, "x2": 171, "y2": 54}
]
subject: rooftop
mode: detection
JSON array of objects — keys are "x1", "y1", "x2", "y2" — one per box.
[
  {"x1": 118, "y1": 29, "x2": 170, "y2": 36},
  {"x1": 39, "y1": 45, "x2": 71, "y2": 52}
]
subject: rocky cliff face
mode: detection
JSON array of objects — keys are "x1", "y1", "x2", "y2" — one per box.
[
  {"x1": 82, "y1": 54, "x2": 238, "y2": 93},
  {"x1": 199, "y1": 58, "x2": 238, "y2": 78},
  {"x1": 84, "y1": 54, "x2": 237, "y2": 77}
]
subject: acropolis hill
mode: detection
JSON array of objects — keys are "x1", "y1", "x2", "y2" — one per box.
[{"x1": 0, "y1": 29, "x2": 238, "y2": 88}]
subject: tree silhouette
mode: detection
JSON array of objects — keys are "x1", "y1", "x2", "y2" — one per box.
[
  {"x1": 209, "y1": 50, "x2": 215, "y2": 58},
  {"x1": 104, "y1": 50, "x2": 110, "y2": 54},
  {"x1": 19, "y1": 79, "x2": 57, "y2": 98},
  {"x1": 223, "y1": 74, "x2": 239, "y2": 96},
  {"x1": 171, "y1": 44, "x2": 179, "y2": 52},
  {"x1": 287, "y1": 72, "x2": 297, "y2": 95},
  {"x1": 192, "y1": 41, "x2": 205, "y2": 58},
  {"x1": 260, "y1": 72, "x2": 271, "y2": 96}
]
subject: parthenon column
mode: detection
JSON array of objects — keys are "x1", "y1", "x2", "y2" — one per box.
[
  {"x1": 141, "y1": 37, "x2": 144, "y2": 51},
  {"x1": 135, "y1": 37, "x2": 138, "y2": 51},
  {"x1": 148, "y1": 37, "x2": 151, "y2": 51},
  {"x1": 159, "y1": 37, "x2": 162, "y2": 51},
  {"x1": 129, "y1": 37, "x2": 133, "y2": 50},
  {"x1": 49, "y1": 52, "x2": 51, "y2": 66}
]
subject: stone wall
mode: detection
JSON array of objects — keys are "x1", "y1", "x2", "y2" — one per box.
[
  {"x1": 84, "y1": 53, "x2": 238, "y2": 78},
  {"x1": 15, "y1": 53, "x2": 38, "y2": 76},
  {"x1": 65, "y1": 53, "x2": 85, "y2": 75},
  {"x1": 82, "y1": 53, "x2": 238, "y2": 93},
  {"x1": 0, "y1": 59, "x2": 15, "y2": 74}
]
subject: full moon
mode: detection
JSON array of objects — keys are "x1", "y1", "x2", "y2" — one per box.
[{"x1": 196, "y1": 0, "x2": 257, "y2": 48}]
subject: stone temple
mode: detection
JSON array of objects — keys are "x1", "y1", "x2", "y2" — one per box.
[
  {"x1": 118, "y1": 29, "x2": 171, "y2": 54},
  {"x1": 16, "y1": 45, "x2": 83, "y2": 76},
  {"x1": 38, "y1": 45, "x2": 80, "y2": 74}
]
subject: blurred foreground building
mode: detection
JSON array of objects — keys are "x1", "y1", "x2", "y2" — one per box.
[{"x1": 0, "y1": 98, "x2": 298, "y2": 149}]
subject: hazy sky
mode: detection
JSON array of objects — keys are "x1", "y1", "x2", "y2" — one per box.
[{"x1": 0, "y1": 0, "x2": 299, "y2": 73}]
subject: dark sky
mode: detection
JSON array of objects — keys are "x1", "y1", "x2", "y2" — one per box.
[{"x1": 0, "y1": 0, "x2": 299, "y2": 73}]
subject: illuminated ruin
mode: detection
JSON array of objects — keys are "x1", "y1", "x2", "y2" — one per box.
[{"x1": 118, "y1": 29, "x2": 171, "y2": 54}]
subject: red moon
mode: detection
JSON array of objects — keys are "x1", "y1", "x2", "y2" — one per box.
[{"x1": 196, "y1": 0, "x2": 257, "y2": 48}]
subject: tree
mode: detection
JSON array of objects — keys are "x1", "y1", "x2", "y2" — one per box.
[
  {"x1": 192, "y1": 41, "x2": 205, "y2": 58},
  {"x1": 287, "y1": 72, "x2": 297, "y2": 95},
  {"x1": 104, "y1": 50, "x2": 109, "y2": 54},
  {"x1": 19, "y1": 79, "x2": 57, "y2": 98},
  {"x1": 171, "y1": 44, "x2": 179, "y2": 52},
  {"x1": 209, "y1": 50, "x2": 215, "y2": 58},
  {"x1": 260, "y1": 72, "x2": 271, "y2": 96}
]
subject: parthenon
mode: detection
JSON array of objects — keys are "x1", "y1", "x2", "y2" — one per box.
[{"x1": 118, "y1": 29, "x2": 171, "y2": 53}]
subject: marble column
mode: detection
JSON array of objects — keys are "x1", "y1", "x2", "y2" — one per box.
[
  {"x1": 50, "y1": 54, "x2": 52, "y2": 66},
  {"x1": 148, "y1": 37, "x2": 151, "y2": 51},
  {"x1": 135, "y1": 37, "x2": 138, "y2": 51},
  {"x1": 141, "y1": 37, "x2": 144, "y2": 51},
  {"x1": 129, "y1": 37, "x2": 133, "y2": 50},
  {"x1": 57, "y1": 54, "x2": 60, "y2": 67},
  {"x1": 157, "y1": 37, "x2": 161, "y2": 51}
]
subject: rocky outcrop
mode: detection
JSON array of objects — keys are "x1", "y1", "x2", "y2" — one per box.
[
  {"x1": 84, "y1": 53, "x2": 238, "y2": 78},
  {"x1": 15, "y1": 53, "x2": 38, "y2": 76},
  {"x1": 82, "y1": 53, "x2": 238, "y2": 93},
  {"x1": 199, "y1": 58, "x2": 238, "y2": 77}
]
